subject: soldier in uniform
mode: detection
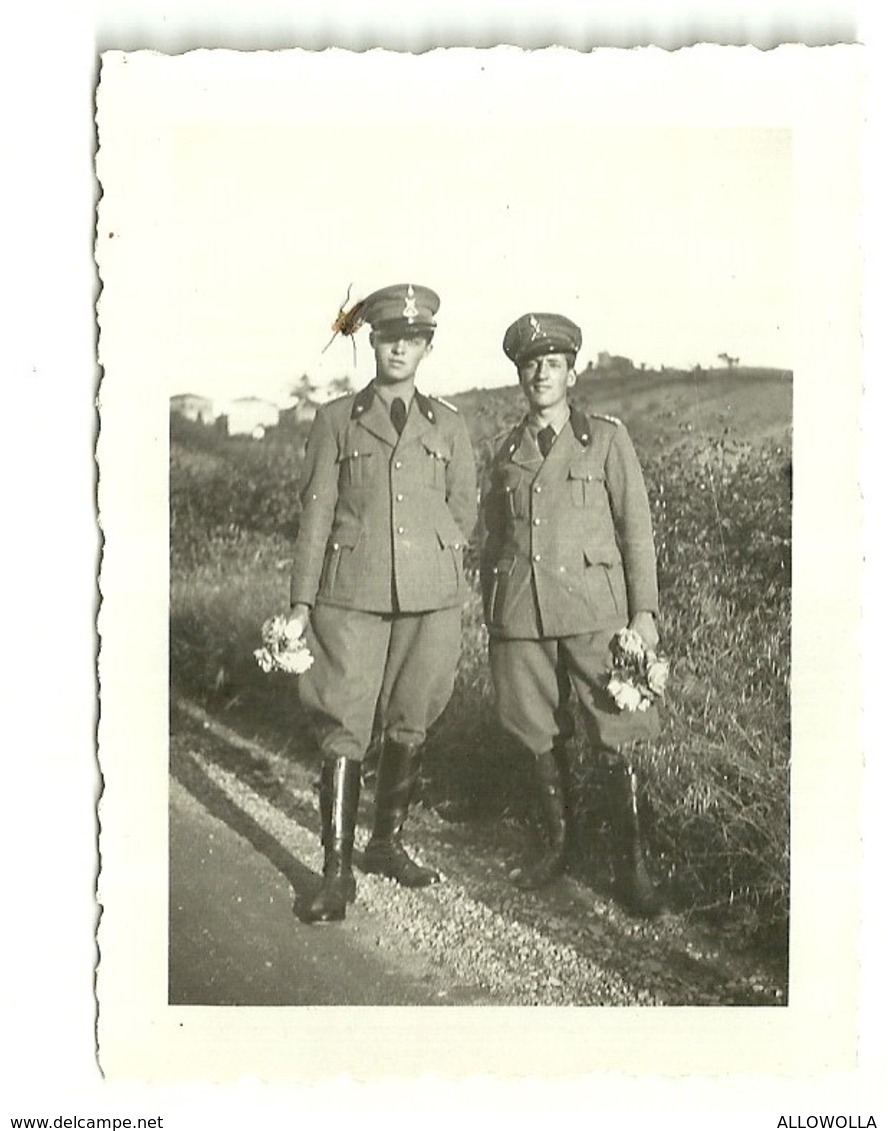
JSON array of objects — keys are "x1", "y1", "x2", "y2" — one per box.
[
  {"x1": 287, "y1": 283, "x2": 477, "y2": 923},
  {"x1": 481, "y1": 312, "x2": 663, "y2": 916}
]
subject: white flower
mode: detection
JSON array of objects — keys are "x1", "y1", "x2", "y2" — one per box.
[
  {"x1": 615, "y1": 627, "x2": 648, "y2": 663},
  {"x1": 282, "y1": 618, "x2": 305, "y2": 645},
  {"x1": 260, "y1": 615, "x2": 288, "y2": 649},
  {"x1": 608, "y1": 678, "x2": 644, "y2": 712},
  {"x1": 254, "y1": 614, "x2": 315, "y2": 675},
  {"x1": 647, "y1": 659, "x2": 670, "y2": 697},
  {"x1": 275, "y1": 641, "x2": 314, "y2": 675}
]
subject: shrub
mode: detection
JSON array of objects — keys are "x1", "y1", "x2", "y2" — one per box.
[{"x1": 170, "y1": 423, "x2": 309, "y2": 569}]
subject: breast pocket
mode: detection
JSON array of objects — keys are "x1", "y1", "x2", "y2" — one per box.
[
  {"x1": 568, "y1": 462, "x2": 607, "y2": 509},
  {"x1": 421, "y1": 438, "x2": 450, "y2": 491},
  {"x1": 498, "y1": 466, "x2": 526, "y2": 519},
  {"x1": 338, "y1": 445, "x2": 377, "y2": 489}
]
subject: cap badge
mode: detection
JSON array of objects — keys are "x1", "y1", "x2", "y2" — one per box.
[
  {"x1": 528, "y1": 314, "x2": 544, "y2": 341},
  {"x1": 403, "y1": 284, "x2": 419, "y2": 320}
]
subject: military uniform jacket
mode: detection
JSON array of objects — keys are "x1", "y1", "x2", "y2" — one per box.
[
  {"x1": 290, "y1": 383, "x2": 478, "y2": 614},
  {"x1": 481, "y1": 407, "x2": 659, "y2": 639}
]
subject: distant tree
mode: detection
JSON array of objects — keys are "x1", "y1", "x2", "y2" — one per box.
[
  {"x1": 718, "y1": 353, "x2": 740, "y2": 369},
  {"x1": 328, "y1": 374, "x2": 354, "y2": 398},
  {"x1": 290, "y1": 373, "x2": 318, "y2": 402}
]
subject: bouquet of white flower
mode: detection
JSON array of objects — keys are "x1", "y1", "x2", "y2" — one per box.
[
  {"x1": 606, "y1": 627, "x2": 669, "y2": 713},
  {"x1": 253, "y1": 614, "x2": 314, "y2": 675}
]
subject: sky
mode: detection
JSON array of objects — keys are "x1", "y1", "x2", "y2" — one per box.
[{"x1": 97, "y1": 50, "x2": 793, "y2": 407}]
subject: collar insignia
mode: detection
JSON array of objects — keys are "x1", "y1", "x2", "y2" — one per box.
[
  {"x1": 414, "y1": 390, "x2": 436, "y2": 424},
  {"x1": 351, "y1": 384, "x2": 376, "y2": 418}
]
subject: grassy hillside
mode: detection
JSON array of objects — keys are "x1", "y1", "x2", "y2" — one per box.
[{"x1": 450, "y1": 368, "x2": 792, "y2": 457}]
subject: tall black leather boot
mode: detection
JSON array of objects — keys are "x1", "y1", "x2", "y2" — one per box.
[
  {"x1": 602, "y1": 758, "x2": 664, "y2": 918},
  {"x1": 305, "y1": 756, "x2": 362, "y2": 923},
  {"x1": 513, "y1": 748, "x2": 569, "y2": 890},
  {"x1": 362, "y1": 738, "x2": 440, "y2": 887}
]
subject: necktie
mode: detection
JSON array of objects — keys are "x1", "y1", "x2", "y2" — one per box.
[
  {"x1": 391, "y1": 397, "x2": 407, "y2": 435},
  {"x1": 537, "y1": 424, "x2": 556, "y2": 458}
]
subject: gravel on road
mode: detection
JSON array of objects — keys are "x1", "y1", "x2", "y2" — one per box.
[{"x1": 170, "y1": 696, "x2": 787, "y2": 1008}]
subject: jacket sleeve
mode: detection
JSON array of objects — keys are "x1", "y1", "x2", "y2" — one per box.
[
  {"x1": 604, "y1": 425, "x2": 659, "y2": 617},
  {"x1": 289, "y1": 409, "x2": 339, "y2": 608},
  {"x1": 445, "y1": 414, "x2": 479, "y2": 545}
]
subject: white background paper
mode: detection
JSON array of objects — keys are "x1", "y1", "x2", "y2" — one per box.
[{"x1": 3, "y1": 2, "x2": 886, "y2": 1127}]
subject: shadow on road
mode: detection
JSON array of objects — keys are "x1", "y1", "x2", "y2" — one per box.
[{"x1": 170, "y1": 749, "x2": 323, "y2": 921}]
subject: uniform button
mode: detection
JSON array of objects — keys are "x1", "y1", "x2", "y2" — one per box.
[
  {"x1": 533, "y1": 485, "x2": 542, "y2": 494},
  {"x1": 394, "y1": 460, "x2": 402, "y2": 469},
  {"x1": 352, "y1": 450, "x2": 359, "y2": 458},
  {"x1": 533, "y1": 553, "x2": 541, "y2": 562},
  {"x1": 396, "y1": 493, "x2": 404, "y2": 501},
  {"x1": 533, "y1": 518, "x2": 541, "y2": 526},
  {"x1": 397, "y1": 526, "x2": 405, "y2": 534},
  {"x1": 332, "y1": 542, "x2": 340, "y2": 551}
]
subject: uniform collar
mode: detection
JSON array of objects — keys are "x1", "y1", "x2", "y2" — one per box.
[
  {"x1": 351, "y1": 383, "x2": 377, "y2": 420},
  {"x1": 507, "y1": 419, "x2": 544, "y2": 471},
  {"x1": 532, "y1": 407, "x2": 591, "y2": 484},
  {"x1": 568, "y1": 405, "x2": 592, "y2": 447},
  {"x1": 502, "y1": 404, "x2": 591, "y2": 470},
  {"x1": 413, "y1": 389, "x2": 438, "y2": 425},
  {"x1": 351, "y1": 382, "x2": 398, "y2": 446},
  {"x1": 350, "y1": 382, "x2": 436, "y2": 447}
]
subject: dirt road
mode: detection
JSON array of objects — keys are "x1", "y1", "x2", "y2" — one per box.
[{"x1": 170, "y1": 697, "x2": 786, "y2": 1008}]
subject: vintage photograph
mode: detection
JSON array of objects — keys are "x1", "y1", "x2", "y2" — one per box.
[{"x1": 95, "y1": 46, "x2": 861, "y2": 1077}]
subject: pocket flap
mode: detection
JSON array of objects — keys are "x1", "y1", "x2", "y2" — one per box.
[
  {"x1": 422, "y1": 436, "x2": 451, "y2": 462},
  {"x1": 492, "y1": 557, "x2": 517, "y2": 577},
  {"x1": 338, "y1": 441, "x2": 376, "y2": 461},
  {"x1": 568, "y1": 461, "x2": 604, "y2": 482},
  {"x1": 583, "y1": 544, "x2": 618, "y2": 567},
  {"x1": 435, "y1": 511, "x2": 465, "y2": 549},
  {"x1": 498, "y1": 466, "x2": 524, "y2": 492},
  {"x1": 329, "y1": 521, "x2": 363, "y2": 550}
]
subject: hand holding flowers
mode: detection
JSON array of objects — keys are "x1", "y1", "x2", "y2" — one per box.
[
  {"x1": 253, "y1": 613, "x2": 315, "y2": 675},
  {"x1": 606, "y1": 626, "x2": 669, "y2": 713}
]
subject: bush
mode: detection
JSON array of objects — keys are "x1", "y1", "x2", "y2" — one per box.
[{"x1": 170, "y1": 420, "x2": 309, "y2": 569}]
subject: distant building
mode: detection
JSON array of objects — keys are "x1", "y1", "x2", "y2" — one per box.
[
  {"x1": 596, "y1": 352, "x2": 635, "y2": 376},
  {"x1": 170, "y1": 393, "x2": 216, "y2": 424},
  {"x1": 280, "y1": 399, "x2": 319, "y2": 427},
  {"x1": 225, "y1": 397, "x2": 280, "y2": 438}
]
